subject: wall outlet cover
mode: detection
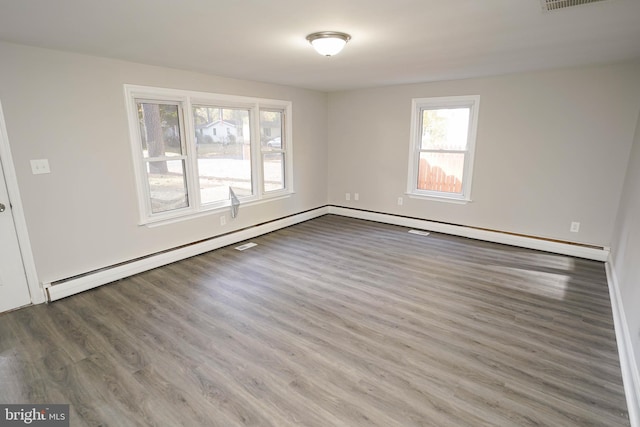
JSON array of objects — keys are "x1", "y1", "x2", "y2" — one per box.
[{"x1": 30, "y1": 159, "x2": 51, "y2": 175}]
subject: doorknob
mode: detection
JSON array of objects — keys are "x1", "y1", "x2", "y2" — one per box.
[{"x1": 0, "y1": 203, "x2": 5, "y2": 212}]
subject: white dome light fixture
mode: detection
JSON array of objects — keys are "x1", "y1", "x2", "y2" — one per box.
[{"x1": 306, "y1": 31, "x2": 351, "y2": 56}]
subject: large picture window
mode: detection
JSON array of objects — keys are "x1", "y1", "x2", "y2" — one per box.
[
  {"x1": 125, "y1": 85, "x2": 293, "y2": 224},
  {"x1": 407, "y1": 95, "x2": 480, "y2": 202}
]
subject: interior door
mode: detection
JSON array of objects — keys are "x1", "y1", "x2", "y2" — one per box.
[{"x1": 0, "y1": 157, "x2": 31, "y2": 312}]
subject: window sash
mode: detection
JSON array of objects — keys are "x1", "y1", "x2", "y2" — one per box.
[
  {"x1": 192, "y1": 105, "x2": 254, "y2": 206},
  {"x1": 260, "y1": 109, "x2": 286, "y2": 193},
  {"x1": 135, "y1": 100, "x2": 192, "y2": 215}
]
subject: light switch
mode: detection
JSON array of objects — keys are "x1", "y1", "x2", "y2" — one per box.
[{"x1": 30, "y1": 159, "x2": 51, "y2": 175}]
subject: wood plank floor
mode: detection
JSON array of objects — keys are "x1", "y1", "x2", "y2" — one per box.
[{"x1": 0, "y1": 215, "x2": 630, "y2": 426}]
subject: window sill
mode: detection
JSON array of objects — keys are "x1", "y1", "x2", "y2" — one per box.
[
  {"x1": 406, "y1": 193, "x2": 471, "y2": 205},
  {"x1": 142, "y1": 192, "x2": 294, "y2": 228}
]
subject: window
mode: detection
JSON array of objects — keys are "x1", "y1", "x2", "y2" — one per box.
[
  {"x1": 260, "y1": 110, "x2": 285, "y2": 192},
  {"x1": 125, "y1": 85, "x2": 293, "y2": 224},
  {"x1": 407, "y1": 95, "x2": 480, "y2": 202},
  {"x1": 192, "y1": 105, "x2": 252, "y2": 204},
  {"x1": 135, "y1": 101, "x2": 189, "y2": 214}
]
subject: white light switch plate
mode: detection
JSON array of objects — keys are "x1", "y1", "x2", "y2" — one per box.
[{"x1": 30, "y1": 159, "x2": 51, "y2": 175}]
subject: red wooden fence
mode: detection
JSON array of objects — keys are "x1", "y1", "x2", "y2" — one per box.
[{"x1": 417, "y1": 158, "x2": 462, "y2": 193}]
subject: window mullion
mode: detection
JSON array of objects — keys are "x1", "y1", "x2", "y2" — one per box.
[
  {"x1": 182, "y1": 98, "x2": 201, "y2": 212},
  {"x1": 251, "y1": 104, "x2": 263, "y2": 197},
  {"x1": 283, "y1": 106, "x2": 292, "y2": 192}
]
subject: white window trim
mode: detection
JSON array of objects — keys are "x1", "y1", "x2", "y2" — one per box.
[
  {"x1": 407, "y1": 95, "x2": 480, "y2": 202},
  {"x1": 124, "y1": 84, "x2": 294, "y2": 225},
  {"x1": 143, "y1": 193, "x2": 295, "y2": 228}
]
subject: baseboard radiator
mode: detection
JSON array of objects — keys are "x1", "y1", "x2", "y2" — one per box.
[
  {"x1": 44, "y1": 207, "x2": 329, "y2": 302},
  {"x1": 44, "y1": 206, "x2": 609, "y2": 302},
  {"x1": 328, "y1": 206, "x2": 609, "y2": 261}
]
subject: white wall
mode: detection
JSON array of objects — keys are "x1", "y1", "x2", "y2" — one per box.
[
  {"x1": 0, "y1": 41, "x2": 328, "y2": 284},
  {"x1": 328, "y1": 64, "x2": 640, "y2": 247},
  {"x1": 2, "y1": 40, "x2": 639, "y2": 291},
  {"x1": 611, "y1": 106, "x2": 640, "y2": 417}
]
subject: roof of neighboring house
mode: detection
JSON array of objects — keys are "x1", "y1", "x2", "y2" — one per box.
[{"x1": 195, "y1": 120, "x2": 238, "y2": 129}]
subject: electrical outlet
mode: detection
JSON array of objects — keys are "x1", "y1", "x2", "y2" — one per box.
[
  {"x1": 30, "y1": 159, "x2": 51, "y2": 175},
  {"x1": 397, "y1": 197, "x2": 404, "y2": 206},
  {"x1": 354, "y1": 193, "x2": 359, "y2": 201},
  {"x1": 345, "y1": 193, "x2": 351, "y2": 201},
  {"x1": 570, "y1": 221, "x2": 580, "y2": 233},
  {"x1": 220, "y1": 215, "x2": 226, "y2": 226}
]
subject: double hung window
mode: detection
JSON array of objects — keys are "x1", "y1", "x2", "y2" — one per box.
[
  {"x1": 407, "y1": 95, "x2": 480, "y2": 202},
  {"x1": 125, "y1": 85, "x2": 292, "y2": 224}
]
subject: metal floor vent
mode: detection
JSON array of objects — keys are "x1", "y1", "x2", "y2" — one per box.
[
  {"x1": 541, "y1": 0, "x2": 609, "y2": 11},
  {"x1": 235, "y1": 242, "x2": 257, "y2": 251},
  {"x1": 408, "y1": 229, "x2": 430, "y2": 236}
]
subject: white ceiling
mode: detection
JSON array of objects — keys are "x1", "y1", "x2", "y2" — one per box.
[{"x1": 0, "y1": 0, "x2": 639, "y2": 92}]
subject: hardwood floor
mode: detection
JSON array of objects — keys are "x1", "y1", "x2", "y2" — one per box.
[{"x1": 0, "y1": 215, "x2": 630, "y2": 426}]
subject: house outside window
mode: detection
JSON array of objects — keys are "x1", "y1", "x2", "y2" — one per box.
[
  {"x1": 407, "y1": 95, "x2": 480, "y2": 202},
  {"x1": 125, "y1": 85, "x2": 293, "y2": 224}
]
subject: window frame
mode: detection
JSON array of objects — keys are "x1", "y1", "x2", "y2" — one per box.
[
  {"x1": 135, "y1": 98, "x2": 191, "y2": 216},
  {"x1": 125, "y1": 85, "x2": 294, "y2": 225},
  {"x1": 407, "y1": 95, "x2": 480, "y2": 203},
  {"x1": 260, "y1": 108, "x2": 288, "y2": 194}
]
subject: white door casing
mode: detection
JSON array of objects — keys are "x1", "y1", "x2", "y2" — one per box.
[
  {"x1": 0, "y1": 156, "x2": 31, "y2": 311},
  {"x1": 0, "y1": 100, "x2": 42, "y2": 311}
]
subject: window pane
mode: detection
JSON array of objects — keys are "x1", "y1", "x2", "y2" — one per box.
[
  {"x1": 260, "y1": 110, "x2": 283, "y2": 150},
  {"x1": 137, "y1": 102, "x2": 182, "y2": 157},
  {"x1": 420, "y1": 107, "x2": 470, "y2": 150},
  {"x1": 146, "y1": 160, "x2": 189, "y2": 213},
  {"x1": 417, "y1": 152, "x2": 464, "y2": 194},
  {"x1": 193, "y1": 106, "x2": 248, "y2": 146},
  {"x1": 263, "y1": 152, "x2": 284, "y2": 192},
  {"x1": 193, "y1": 106, "x2": 252, "y2": 204}
]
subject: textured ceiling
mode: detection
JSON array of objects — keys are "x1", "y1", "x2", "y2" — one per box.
[{"x1": 0, "y1": 0, "x2": 639, "y2": 91}]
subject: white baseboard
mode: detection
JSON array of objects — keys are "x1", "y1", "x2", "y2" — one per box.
[
  {"x1": 45, "y1": 207, "x2": 329, "y2": 302},
  {"x1": 45, "y1": 206, "x2": 609, "y2": 302},
  {"x1": 328, "y1": 206, "x2": 609, "y2": 261},
  {"x1": 605, "y1": 258, "x2": 640, "y2": 427}
]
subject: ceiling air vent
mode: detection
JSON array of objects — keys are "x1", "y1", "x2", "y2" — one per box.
[{"x1": 541, "y1": 0, "x2": 609, "y2": 11}]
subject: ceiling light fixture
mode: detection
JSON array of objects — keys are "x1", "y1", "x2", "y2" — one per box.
[{"x1": 306, "y1": 31, "x2": 351, "y2": 56}]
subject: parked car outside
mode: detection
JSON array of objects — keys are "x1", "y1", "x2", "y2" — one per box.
[{"x1": 267, "y1": 137, "x2": 281, "y2": 148}]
